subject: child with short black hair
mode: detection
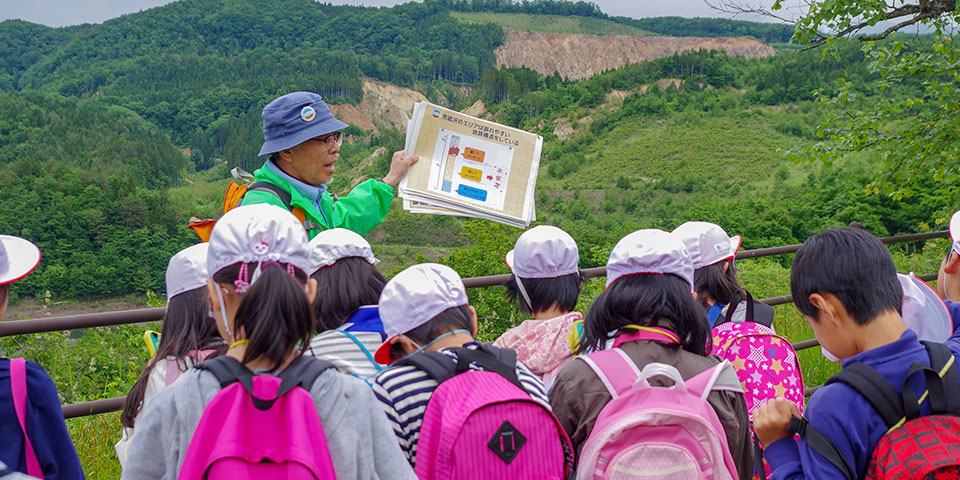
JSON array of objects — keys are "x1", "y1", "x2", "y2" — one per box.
[
  {"x1": 305, "y1": 228, "x2": 387, "y2": 379},
  {"x1": 493, "y1": 225, "x2": 584, "y2": 384},
  {"x1": 370, "y1": 263, "x2": 560, "y2": 470},
  {"x1": 755, "y1": 227, "x2": 960, "y2": 478}
]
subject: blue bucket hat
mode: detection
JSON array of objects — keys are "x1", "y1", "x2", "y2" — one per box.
[{"x1": 258, "y1": 92, "x2": 348, "y2": 156}]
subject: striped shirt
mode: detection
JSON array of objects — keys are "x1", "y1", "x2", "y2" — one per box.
[
  {"x1": 307, "y1": 329, "x2": 385, "y2": 381},
  {"x1": 371, "y1": 342, "x2": 550, "y2": 467}
]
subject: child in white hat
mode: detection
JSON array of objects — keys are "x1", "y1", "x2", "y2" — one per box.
[
  {"x1": 370, "y1": 263, "x2": 553, "y2": 468},
  {"x1": 0, "y1": 235, "x2": 84, "y2": 479},
  {"x1": 492, "y1": 225, "x2": 584, "y2": 385},
  {"x1": 937, "y1": 210, "x2": 960, "y2": 320},
  {"x1": 673, "y1": 221, "x2": 774, "y2": 328},
  {"x1": 305, "y1": 228, "x2": 387, "y2": 381},
  {"x1": 116, "y1": 243, "x2": 226, "y2": 467},
  {"x1": 548, "y1": 229, "x2": 754, "y2": 477},
  {"x1": 121, "y1": 204, "x2": 413, "y2": 480}
]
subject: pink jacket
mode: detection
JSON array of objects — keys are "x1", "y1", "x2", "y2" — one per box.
[{"x1": 492, "y1": 311, "x2": 582, "y2": 385}]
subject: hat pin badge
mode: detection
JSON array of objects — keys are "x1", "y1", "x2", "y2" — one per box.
[
  {"x1": 301, "y1": 106, "x2": 316, "y2": 122},
  {"x1": 252, "y1": 239, "x2": 271, "y2": 256}
]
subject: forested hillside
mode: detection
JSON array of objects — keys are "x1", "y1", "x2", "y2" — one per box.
[{"x1": 0, "y1": 92, "x2": 188, "y2": 298}]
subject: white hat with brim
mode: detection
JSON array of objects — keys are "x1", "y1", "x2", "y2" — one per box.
[
  {"x1": 0, "y1": 235, "x2": 41, "y2": 286},
  {"x1": 672, "y1": 221, "x2": 741, "y2": 270},
  {"x1": 898, "y1": 273, "x2": 953, "y2": 343},
  {"x1": 374, "y1": 263, "x2": 468, "y2": 364},
  {"x1": 950, "y1": 210, "x2": 960, "y2": 255},
  {"x1": 308, "y1": 228, "x2": 379, "y2": 275},
  {"x1": 166, "y1": 243, "x2": 209, "y2": 300},
  {"x1": 505, "y1": 225, "x2": 579, "y2": 279},
  {"x1": 605, "y1": 229, "x2": 694, "y2": 290},
  {"x1": 206, "y1": 204, "x2": 311, "y2": 278}
]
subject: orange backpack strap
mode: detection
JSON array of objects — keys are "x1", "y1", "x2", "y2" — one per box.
[{"x1": 246, "y1": 182, "x2": 324, "y2": 232}]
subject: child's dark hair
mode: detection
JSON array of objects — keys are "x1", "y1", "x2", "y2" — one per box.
[
  {"x1": 311, "y1": 256, "x2": 387, "y2": 332},
  {"x1": 580, "y1": 274, "x2": 710, "y2": 355},
  {"x1": 214, "y1": 262, "x2": 315, "y2": 370},
  {"x1": 121, "y1": 287, "x2": 226, "y2": 428},
  {"x1": 693, "y1": 260, "x2": 740, "y2": 306},
  {"x1": 0, "y1": 284, "x2": 8, "y2": 310},
  {"x1": 504, "y1": 272, "x2": 583, "y2": 315},
  {"x1": 388, "y1": 305, "x2": 473, "y2": 362},
  {"x1": 791, "y1": 227, "x2": 902, "y2": 325}
]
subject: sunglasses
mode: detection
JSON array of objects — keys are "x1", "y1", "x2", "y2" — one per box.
[{"x1": 313, "y1": 131, "x2": 344, "y2": 149}]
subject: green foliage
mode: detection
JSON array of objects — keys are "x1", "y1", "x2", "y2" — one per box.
[
  {"x1": 614, "y1": 16, "x2": 795, "y2": 43},
  {"x1": 783, "y1": 34, "x2": 960, "y2": 200},
  {"x1": 451, "y1": 12, "x2": 654, "y2": 36},
  {"x1": 0, "y1": 91, "x2": 194, "y2": 300}
]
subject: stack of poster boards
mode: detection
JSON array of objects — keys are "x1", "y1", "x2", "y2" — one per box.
[{"x1": 399, "y1": 101, "x2": 541, "y2": 228}]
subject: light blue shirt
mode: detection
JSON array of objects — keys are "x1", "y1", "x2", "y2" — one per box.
[{"x1": 264, "y1": 159, "x2": 329, "y2": 225}]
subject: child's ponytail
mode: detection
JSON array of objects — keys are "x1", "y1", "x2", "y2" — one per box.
[{"x1": 232, "y1": 263, "x2": 315, "y2": 370}]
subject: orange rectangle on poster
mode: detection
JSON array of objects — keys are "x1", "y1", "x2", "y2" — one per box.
[{"x1": 463, "y1": 147, "x2": 485, "y2": 163}]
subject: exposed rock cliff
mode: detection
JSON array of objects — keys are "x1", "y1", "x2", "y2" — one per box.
[
  {"x1": 495, "y1": 30, "x2": 776, "y2": 80},
  {"x1": 329, "y1": 79, "x2": 428, "y2": 134}
]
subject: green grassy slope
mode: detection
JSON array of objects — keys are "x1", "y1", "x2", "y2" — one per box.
[{"x1": 451, "y1": 11, "x2": 654, "y2": 36}]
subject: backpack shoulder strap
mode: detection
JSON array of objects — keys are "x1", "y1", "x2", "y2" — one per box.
[
  {"x1": 718, "y1": 290, "x2": 743, "y2": 326},
  {"x1": 753, "y1": 299, "x2": 775, "y2": 327},
  {"x1": 335, "y1": 330, "x2": 383, "y2": 373},
  {"x1": 276, "y1": 356, "x2": 337, "y2": 396},
  {"x1": 394, "y1": 351, "x2": 457, "y2": 384},
  {"x1": 194, "y1": 355, "x2": 253, "y2": 390},
  {"x1": 10, "y1": 358, "x2": 43, "y2": 478},
  {"x1": 921, "y1": 341, "x2": 960, "y2": 414},
  {"x1": 826, "y1": 362, "x2": 903, "y2": 429},
  {"x1": 685, "y1": 359, "x2": 744, "y2": 399},
  {"x1": 452, "y1": 345, "x2": 524, "y2": 391},
  {"x1": 576, "y1": 348, "x2": 641, "y2": 398},
  {"x1": 247, "y1": 181, "x2": 294, "y2": 210},
  {"x1": 788, "y1": 416, "x2": 856, "y2": 480}
]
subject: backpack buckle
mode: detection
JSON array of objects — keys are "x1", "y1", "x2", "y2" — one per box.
[{"x1": 488, "y1": 421, "x2": 526, "y2": 464}]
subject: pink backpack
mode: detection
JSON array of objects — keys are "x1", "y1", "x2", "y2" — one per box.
[
  {"x1": 576, "y1": 348, "x2": 743, "y2": 480},
  {"x1": 178, "y1": 356, "x2": 338, "y2": 480},
  {"x1": 396, "y1": 345, "x2": 573, "y2": 480},
  {"x1": 711, "y1": 321, "x2": 805, "y2": 479},
  {"x1": 9, "y1": 358, "x2": 44, "y2": 479},
  {"x1": 710, "y1": 322, "x2": 805, "y2": 417}
]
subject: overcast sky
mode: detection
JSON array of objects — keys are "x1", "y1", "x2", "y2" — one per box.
[{"x1": 1, "y1": 0, "x2": 795, "y2": 27}]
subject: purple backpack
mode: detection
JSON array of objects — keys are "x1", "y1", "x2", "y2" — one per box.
[
  {"x1": 397, "y1": 345, "x2": 573, "y2": 480},
  {"x1": 576, "y1": 348, "x2": 743, "y2": 480},
  {"x1": 178, "y1": 356, "x2": 338, "y2": 480}
]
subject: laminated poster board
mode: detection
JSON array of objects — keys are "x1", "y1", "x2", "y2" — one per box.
[{"x1": 400, "y1": 102, "x2": 541, "y2": 227}]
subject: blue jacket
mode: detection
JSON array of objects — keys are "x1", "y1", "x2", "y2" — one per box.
[
  {"x1": 0, "y1": 359, "x2": 84, "y2": 479},
  {"x1": 765, "y1": 323, "x2": 960, "y2": 479}
]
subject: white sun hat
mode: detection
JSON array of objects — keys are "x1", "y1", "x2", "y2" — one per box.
[
  {"x1": 898, "y1": 273, "x2": 952, "y2": 342},
  {"x1": 165, "y1": 243, "x2": 209, "y2": 300},
  {"x1": 308, "y1": 228, "x2": 379, "y2": 275},
  {"x1": 206, "y1": 203, "x2": 311, "y2": 278},
  {"x1": 0, "y1": 235, "x2": 41, "y2": 285},
  {"x1": 505, "y1": 225, "x2": 580, "y2": 279},
  {"x1": 672, "y1": 221, "x2": 742, "y2": 270},
  {"x1": 605, "y1": 229, "x2": 694, "y2": 290},
  {"x1": 950, "y1": 210, "x2": 960, "y2": 256},
  {"x1": 374, "y1": 263, "x2": 468, "y2": 364}
]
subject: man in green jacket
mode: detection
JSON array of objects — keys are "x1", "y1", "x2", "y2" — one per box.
[{"x1": 242, "y1": 91, "x2": 418, "y2": 238}]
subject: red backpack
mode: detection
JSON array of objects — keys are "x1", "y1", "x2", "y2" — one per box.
[{"x1": 791, "y1": 341, "x2": 960, "y2": 480}]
